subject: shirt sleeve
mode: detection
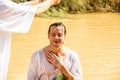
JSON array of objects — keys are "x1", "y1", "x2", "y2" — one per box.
[
  {"x1": 27, "y1": 52, "x2": 39, "y2": 80},
  {"x1": 0, "y1": 0, "x2": 36, "y2": 33},
  {"x1": 70, "y1": 52, "x2": 82, "y2": 80}
]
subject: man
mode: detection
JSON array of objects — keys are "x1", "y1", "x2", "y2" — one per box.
[
  {"x1": 28, "y1": 22, "x2": 82, "y2": 80},
  {"x1": 0, "y1": 0, "x2": 61, "y2": 80}
]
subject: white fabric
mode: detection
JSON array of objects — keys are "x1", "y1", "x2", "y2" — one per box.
[
  {"x1": 28, "y1": 48, "x2": 82, "y2": 80},
  {"x1": 0, "y1": 30, "x2": 11, "y2": 80},
  {"x1": 0, "y1": 0, "x2": 36, "y2": 79},
  {"x1": 0, "y1": 0, "x2": 36, "y2": 33}
]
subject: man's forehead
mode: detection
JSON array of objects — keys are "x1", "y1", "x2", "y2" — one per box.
[{"x1": 50, "y1": 26, "x2": 64, "y2": 31}]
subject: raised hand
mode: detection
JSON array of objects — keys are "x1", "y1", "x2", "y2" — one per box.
[
  {"x1": 37, "y1": 0, "x2": 46, "y2": 2},
  {"x1": 53, "y1": 0, "x2": 62, "y2": 5},
  {"x1": 45, "y1": 50, "x2": 65, "y2": 69}
]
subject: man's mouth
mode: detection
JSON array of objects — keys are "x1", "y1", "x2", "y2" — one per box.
[{"x1": 54, "y1": 41, "x2": 59, "y2": 43}]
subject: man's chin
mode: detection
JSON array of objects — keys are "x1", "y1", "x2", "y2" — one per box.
[
  {"x1": 53, "y1": 44, "x2": 61, "y2": 48},
  {"x1": 53, "y1": 45, "x2": 60, "y2": 48}
]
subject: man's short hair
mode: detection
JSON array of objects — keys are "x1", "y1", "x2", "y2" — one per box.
[{"x1": 48, "y1": 22, "x2": 66, "y2": 35}]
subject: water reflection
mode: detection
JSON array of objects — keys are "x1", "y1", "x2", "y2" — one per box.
[{"x1": 7, "y1": 13, "x2": 120, "y2": 80}]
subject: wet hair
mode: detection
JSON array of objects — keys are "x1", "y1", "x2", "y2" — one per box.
[{"x1": 48, "y1": 22, "x2": 66, "y2": 35}]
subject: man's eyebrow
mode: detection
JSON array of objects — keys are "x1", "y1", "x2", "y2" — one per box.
[{"x1": 51, "y1": 32, "x2": 55, "y2": 34}]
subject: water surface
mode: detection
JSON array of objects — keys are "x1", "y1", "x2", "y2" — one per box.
[{"x1": 7, "y1": 13, "x2": 120, "y2": 80}]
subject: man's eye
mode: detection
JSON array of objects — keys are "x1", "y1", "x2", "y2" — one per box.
[
  {"x1": 58, "y1": 34, "x2": 62, "y2": 37},
  {"x1": 51, "y1": 34, "x2": 55, "y2": 36}
]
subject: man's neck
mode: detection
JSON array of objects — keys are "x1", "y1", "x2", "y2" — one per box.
[{"x1": 49, "y1": 45, "x2": 64, "y2": 55}]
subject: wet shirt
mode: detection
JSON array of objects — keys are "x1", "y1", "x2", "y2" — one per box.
[{"x1": 28, "y1": 48, "x2": 82, "y2": 80}]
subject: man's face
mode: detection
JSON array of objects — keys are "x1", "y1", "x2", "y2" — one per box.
[{"x1": 48, "y1": 26, "x2": 66, "y2": 48}]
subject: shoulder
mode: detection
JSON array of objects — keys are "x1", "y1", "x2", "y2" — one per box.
[
  {"x1": 65, "y1": 47, "x2": 80, "y2": 60},
  {"x1": 31, "y1": 48, "x2": 44, "y2": 60},
  {"x1": 66, "y1": 47, "x2": 78, "y2": 57}
]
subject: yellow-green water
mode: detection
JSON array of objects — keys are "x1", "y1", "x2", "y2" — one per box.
[{"x1": 7, "y1": 13, "x2": 120, "y2": 80}]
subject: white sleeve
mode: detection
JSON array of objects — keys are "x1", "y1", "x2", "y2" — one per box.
[
  {"x1": 19, "y1": 2, "x2": 31, "y2": 6},
  {"x1": 0, "y1": 0, "x2": 36, "y2": 33},
  {"x1": 70, "y1": 53, "x2": 82, "y2": 80},
  {"x1": 27, "y1": 52, "x2": 38, "y2": 80}
]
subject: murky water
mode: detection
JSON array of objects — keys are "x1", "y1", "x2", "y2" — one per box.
[{"x1": 7, "y1": 13, "x2": 120, "y2": 80}]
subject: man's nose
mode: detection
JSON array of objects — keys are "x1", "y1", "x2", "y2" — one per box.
[{"x1": 54, "y1": 35, "x2": 59, "y2": 39}]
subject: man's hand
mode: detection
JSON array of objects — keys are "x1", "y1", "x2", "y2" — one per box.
[
  {"x1": 53, "y1": 0, "x2": 61, "y2": 5},
  {"x1": 45, "y1": 50, "x2": 64, "y2": 69},
  {"x1": 36, "y1": 0, "x2": 45, "y2": 3},
  {"x1": 45, "y1": 50, "x2": 74, "y2": 80}
]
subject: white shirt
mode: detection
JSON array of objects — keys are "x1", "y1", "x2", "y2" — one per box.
[{"x1": 28, "y1": 48, "x2": 82, "y2": 80}]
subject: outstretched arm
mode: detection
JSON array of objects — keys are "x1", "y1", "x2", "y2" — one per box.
[
  {"x1": 30, "y1": 0, "x2": 61, "y2": 15},
  {"x1": 29, "y1": 0, "x2": 44, "y2": 5}
]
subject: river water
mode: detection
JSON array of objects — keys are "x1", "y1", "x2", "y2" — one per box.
[{"x1": 7, "y1": 13, "x2": 120, "y2": 80}]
